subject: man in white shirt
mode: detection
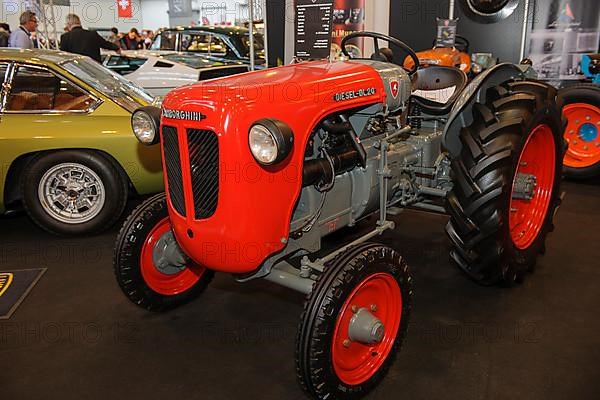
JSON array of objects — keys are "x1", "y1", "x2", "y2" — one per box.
[{"x1": 9, "y1": 11, "x2": 38, "y2": 49}]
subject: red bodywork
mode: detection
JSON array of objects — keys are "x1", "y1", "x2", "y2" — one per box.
[{"x1": 160, "y1": 61, "x2": 387, "y2": 274}]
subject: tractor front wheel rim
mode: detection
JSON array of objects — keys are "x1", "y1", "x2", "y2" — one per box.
[
  {"x1": 140, "y1": 217, "x2": 204, "y2": 295},
  {"x1": 331, "y1": 273, "x2": 402, "y2": 385}
]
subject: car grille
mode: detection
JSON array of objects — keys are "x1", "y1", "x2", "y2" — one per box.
[
  {"x1": 162, "y1": 125, "x2": 186, "y2": 216},
  {"x1": 187, "y1": 129, "x2": 219, "y2": 220}
]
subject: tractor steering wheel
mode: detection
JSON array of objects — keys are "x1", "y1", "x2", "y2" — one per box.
[{"x1": 341, "y1": 31, "x2": 420, "y2": 76}]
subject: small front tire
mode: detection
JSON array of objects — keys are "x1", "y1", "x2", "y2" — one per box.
[
  {"x1": 114, "y1": 193, "x2": 214, "y2": 312},
  {"x1": 296, "y1": 243, "x2": 412, "y2": 399}
]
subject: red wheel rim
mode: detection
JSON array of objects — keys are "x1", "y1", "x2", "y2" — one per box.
[
  {"x1": 331, "y1": 273, "x2": 402, "y2": 386},
  {"x1": 140, "y1": 217, "x2": 205, "y2": 295},
  {"x1": 563, "y1": 103, "x2": 600, "y2": 168},
  {"x1": 509, "y1": 124, "x2": 556, "y2": 250}
]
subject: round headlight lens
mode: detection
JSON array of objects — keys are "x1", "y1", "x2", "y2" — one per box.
[
  {"x1": 249, "y1": 124, "x2": 278, "y2": 165},
  {"x1": 132, "y1": 111, "x2": 157, "y2": 145}
]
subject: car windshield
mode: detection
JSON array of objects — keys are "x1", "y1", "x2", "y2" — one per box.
[
  {"x1": 236, "y1": 33, "x2": 265, "y2": 58},
  {"x1": 151, "y1": 31, "x2": 177, "y2": 51},
  {"x1": 61, "y1": 58, "x2": 154, "y2": 112}
]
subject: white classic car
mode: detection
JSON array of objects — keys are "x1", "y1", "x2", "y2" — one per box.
[{"x1": 101, "y1": 51, "x2": 250, "y2": 96}]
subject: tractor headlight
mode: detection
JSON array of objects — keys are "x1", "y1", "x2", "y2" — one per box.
[
  {"x1": 249, "y1": 119, "x2": 294, "y2": 166},
  {"x1": 471, "y1": 62, "x2": 483, "y2": 75},
  {"x1": 131, "y1": 106, "x2": 161, "y2": 146}
]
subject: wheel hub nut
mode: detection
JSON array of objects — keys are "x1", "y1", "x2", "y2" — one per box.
[
  {"x1": 152, "y1": 231, "x2": 188, "y2": 275},
  {"x1": 348, "y1": 307, "x2": 385, "y2": 344},
  {"x1": 512, "y1": 173, "x2": 537, "y2": 200}
]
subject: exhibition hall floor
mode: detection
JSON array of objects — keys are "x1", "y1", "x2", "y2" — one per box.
[{"x1": 2, "y1": 181, "x2": 599, "y2": 400}]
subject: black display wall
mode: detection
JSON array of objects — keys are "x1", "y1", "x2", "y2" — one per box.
[
  {"x1": 389, "y1": 0, "x2": 529, "y2": 64},
  {"x1": 266, "y1": 0, "x2": 286, "y2": 66}
]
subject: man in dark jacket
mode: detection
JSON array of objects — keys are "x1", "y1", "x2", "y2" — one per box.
[
  {"x1": 59, "y1": 14, "x2": 119, "y2": 62},
  {"x1": 119, "y1": 28, "x2": 143, "y2": 50},
  {"x1": 0, "y1": 23, "x2": 10, "y2": 47}
]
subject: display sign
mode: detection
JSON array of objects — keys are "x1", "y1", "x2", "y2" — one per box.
[
  {"x1": 117, "y1": 0, "x2": 133, "y2": 18},
  {"x1": 527, "y1": 0, "x2": 600, "y2": 81},
  {"x1": 295, "y1": 0, "x2": 334, "y2": 60},
  {"x1": 331, "y1": 0, "x2": 365, "y2": 59},
  {"x1": 168, "y1": 0, "x2": 193, "y2": 18},
  {"x1": 42, "y1": 0, "x2": 70, "y2": 5},
  {"x1": 435, "y1": 18, "x2": 458, "y2": 48}
]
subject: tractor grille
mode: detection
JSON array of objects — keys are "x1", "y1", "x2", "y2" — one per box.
[
  {"x1": 187, "y1": 129, "x2": 219, "y2": 220},
  {"x1": 162, "y1": 125, "x2": 186, "y2": 216}
]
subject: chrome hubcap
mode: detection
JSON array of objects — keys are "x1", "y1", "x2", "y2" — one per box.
[{"x1": 37, "y1": 163, "x2": 105, "y2": 224}]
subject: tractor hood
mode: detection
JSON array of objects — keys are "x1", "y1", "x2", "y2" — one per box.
[
  {"x1": 159, "y1": 60, "x2": 390, "y2": 274},
  {"x1": 162, "y1": 60, "x2": 389, "y2": 116}
]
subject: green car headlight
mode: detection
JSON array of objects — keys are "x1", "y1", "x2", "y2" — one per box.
[{"x1": 132, "y1": 106, "x2": 161, "y2": 146}]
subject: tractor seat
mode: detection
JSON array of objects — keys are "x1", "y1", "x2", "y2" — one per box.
[{"x1": 411, "y1": 66, "x2": 468, "y2": 116}]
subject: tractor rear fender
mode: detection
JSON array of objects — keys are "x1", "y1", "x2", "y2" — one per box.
[{"x1": 442, "y1": 63, "x2": 525, "y2": 158}]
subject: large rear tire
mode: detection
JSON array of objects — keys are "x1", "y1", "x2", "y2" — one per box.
[
  {"x1": 446, "y1": 80, "x2": 565, "y2": 285},
  {"x1": 295, "y1": 243, "x2": 412, "y2": 399},
  {"x1": 559, "y1": 84, "x2": 600, "y2": 179},
  {"x1": 114, "y1": 193, "x2": 214, "y2": 311}
]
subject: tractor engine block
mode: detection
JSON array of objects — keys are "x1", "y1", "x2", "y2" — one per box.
[{"x1": 288, "y1": 105, "x2": 449, "y2": 255}]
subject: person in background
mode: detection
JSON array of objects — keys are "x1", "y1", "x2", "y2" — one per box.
[
  {"x1": 108, "y1": 27, "x2": 120, "y2": 45},
  {"x1": 59, "y1": 13, "x2": 120, "y2": 62},
  {"x1": 142, "y1": 30, "x2": 154, "y2": 49},
  {"x1": 0, "y1": 23, "x2": 10, "y2": 47},
  {"x1": 120, "y1": 28, "x2": 143, "y2": 50},
  {"x1": 31, "y1": 30, "x2": 40, "y2": 48},
  {"x1": 8, "y1": 11, "x2": 37, "y2": 49}
]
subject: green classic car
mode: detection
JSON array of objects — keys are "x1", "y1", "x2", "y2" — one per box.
[{"x1": 0, "y1": 49, "x2": 163, "y2": 235}]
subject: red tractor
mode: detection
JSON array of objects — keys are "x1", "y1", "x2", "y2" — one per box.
[{"x1": 115, "y1": 32, "x2": 565, "y2": 399}]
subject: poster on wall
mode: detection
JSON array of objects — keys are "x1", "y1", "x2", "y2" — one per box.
[
  {"x1": 527, "y1": 0, "x2": 600, "y2": 81},
  {"x1": 331, "y1": 0, "x2": 365, "y2": 59},
  {"x1": 168, "y1": 0, "x2": 193, "y2": 18},
  {"x1": 435, "y1": 18, "x2": 458, "y2": 48},
  {"x1": 42, "y1": 0, "x2": 70, "y2": 5}
]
